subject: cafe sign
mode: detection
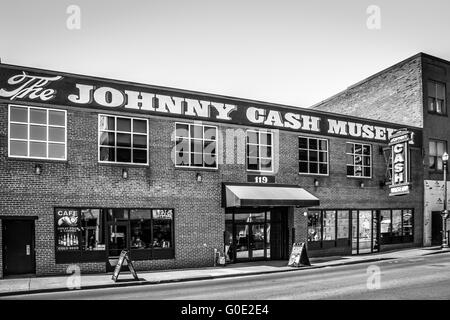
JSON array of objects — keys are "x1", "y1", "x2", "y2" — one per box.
[
  {"x1": 0, "y1": 64, "x2": 422, "y2": 145},
  {"x1": 388, "y1": 130, "x2": 412, "y2": 196}
]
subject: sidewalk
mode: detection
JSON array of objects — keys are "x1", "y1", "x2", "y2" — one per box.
[{"x1": 1, "y1": 246, "x2": 449, "y2": 297}]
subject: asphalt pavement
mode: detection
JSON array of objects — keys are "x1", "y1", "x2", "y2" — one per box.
[{"x1": 4, "y1": 251, "x2": 450, "y2": 300}]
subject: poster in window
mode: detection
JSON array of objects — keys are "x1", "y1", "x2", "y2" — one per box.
[
  {"x1": 55, "y1": 208, "x2": 80, "y2": 251},
  {"x1": 152, "y1": 209, "x2": 173, "y2": 220}
]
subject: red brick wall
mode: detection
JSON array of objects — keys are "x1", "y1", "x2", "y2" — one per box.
[{"x1": 311, "y1": 54, "x2": 424, "y2": 128}]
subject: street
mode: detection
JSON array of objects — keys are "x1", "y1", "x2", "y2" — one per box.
[{"x1": 2, "y1": 252, "x2": 450, "y2": 300}]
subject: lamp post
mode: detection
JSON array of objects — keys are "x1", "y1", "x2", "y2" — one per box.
[{"x1": 442, "y1": 151, "x2": 449, "y2": 249}]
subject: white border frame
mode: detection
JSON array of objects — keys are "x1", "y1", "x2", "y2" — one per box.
[
  {"x1": 98, "y1": 114, "x2": 149, "y2": 165},
  {"x1": 8, "y1": 104, "x2": 67, "y2": 161}
]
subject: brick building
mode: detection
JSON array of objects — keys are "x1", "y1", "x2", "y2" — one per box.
[
  {"x1": 312, "y1": 52, "x2": 450, "y2": 249},
  {"x1": 0, "y1": 61, "x2": 424, "y2": 278}
]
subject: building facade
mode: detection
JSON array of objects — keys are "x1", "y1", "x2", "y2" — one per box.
[{"x1": 0, "y1": 61, "x2": 424, "y2": 278}]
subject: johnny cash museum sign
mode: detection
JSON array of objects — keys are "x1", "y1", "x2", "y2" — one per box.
[
  {"x1": 388, "y1": 130, "x2": 413, "y2": 196},
  {"x1": 0, "y1": 64, "x2": 422, "y2": 145}
]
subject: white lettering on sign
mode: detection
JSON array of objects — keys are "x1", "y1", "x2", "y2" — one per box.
[
  {"x1": 393, "y1": 143, "x2": 406, "y2": 184},
  {"x1": 0, "y1": 72, "x2": 62, "y2": 101},
  {"x1": 327, "y1": 118, "x2": 396, "y2": 142},
  {"x1": 389, "y1": 131, "x2": 411, "y2": 196},
  {"x1": 246, "y1": 108, "x2": 320, "y2": 132},
  {"x1": 68, "y1": 84, "x2": 237, "y2": 121}
]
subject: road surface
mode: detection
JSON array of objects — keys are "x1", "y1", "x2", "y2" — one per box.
[{"x1": 3, "y1": 252, "x2": 450, "y2": 300}]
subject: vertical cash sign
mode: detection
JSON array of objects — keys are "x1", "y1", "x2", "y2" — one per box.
[{"x1": 388, "y1": 130, "x2": 412, "y2": 196}]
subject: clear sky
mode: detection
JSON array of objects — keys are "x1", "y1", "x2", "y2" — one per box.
[{"x1": 1, "y1": 0, "x2": 450, "y2": 107}]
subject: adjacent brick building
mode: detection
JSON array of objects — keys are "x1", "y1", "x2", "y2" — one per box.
[
  {"x1": 312, "y1": 52, "x2": 450, "y2": 248},
  {"x1": 0, "y1": 59, "x2": 426, "y2": 278}
]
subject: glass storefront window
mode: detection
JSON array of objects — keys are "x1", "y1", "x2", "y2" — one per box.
[
  {"x1": 307, "y1": 211, "x2": 321, "y2": 242},
  {"x1": 130, "y1": 209, "x2": 151, "y2": 249},
  {"x1": 234, "y1": 213, "x2": 265, "y2": 223},
  {"x1": 107, "y1": 209, "x2": 129, "y2": 222},
  {"x1": 80, "y1": 209, "x2": 105, "y2": 251},
  {"x1": 337, "y1": 210, "x2": 349, "y2": 239},
  {"x1": 380, "y1": 210, "x2": 391, "y2": 237},
  {"x1": 323, "y1": 210, "x2": 336, "y2": 240},
  {"x1": 392, "y1": 210, "x2": 403, "y2": 236},
  {"x1": 152, "y1": 209, "x2": 173, "y2": 248},
  {"x1": 402, "y1": 210, "x2": 413, "y2": 236}
]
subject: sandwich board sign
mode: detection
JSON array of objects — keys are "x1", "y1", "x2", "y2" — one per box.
[
  {"x1": 287, "y1": 242, "x2": 310, "y2": 267},
  {"x1": 112, "y1": 249, "x2": 139, "y2": 282}
]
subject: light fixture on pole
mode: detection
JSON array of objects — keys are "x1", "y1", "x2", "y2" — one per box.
[{"x1": 442, "y1": 151, "x2": 449, "y2": 249}]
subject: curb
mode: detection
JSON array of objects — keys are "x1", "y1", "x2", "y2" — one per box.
[{"x1": 0, "y1": 257, "x2": 395, "y2": 298}]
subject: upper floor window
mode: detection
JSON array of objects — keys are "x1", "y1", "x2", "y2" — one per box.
[
  {"x1": 98, "y1": 115, "x2": 148, "y2": 164},
  {"x1": 8, "y1": 105, "x2": 67, "y2": 160},
  {"x1": 299, "y1": 136, "x2": 329, "y2": 175},
  {"x1": 246, "y1": 130, "x2": 273, "y2": 172},
  {"x1": 428, "y1": 80, "x2": 446, "y2": 115},
  {"x1": 175, "y1": 123, "x2": 217, "y2": 168},
  {"x1": 429, "y1": 139, "x2": 447, "y2": 171},
  {"x1": 346, "y1": 142, "x2": 372, "y2": 178}
]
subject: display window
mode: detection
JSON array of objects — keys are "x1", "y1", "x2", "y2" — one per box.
[{"x1": 54, "y1": 207, "x2": 174, "y2": 263}]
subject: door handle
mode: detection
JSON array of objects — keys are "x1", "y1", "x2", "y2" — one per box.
[{"x1": 26, "y1": 245, "x2": 31, "y2": 256}]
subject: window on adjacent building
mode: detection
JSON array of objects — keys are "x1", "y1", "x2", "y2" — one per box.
[
  {"x1": 246, "y1": 130, "x2": 273, "y2": 172},
  {"x1": 428, "y1": 80, "x2": 446, "y2": 115},
  {"x1": 175, "y1": 123, "x2": 217, "y2": 168},
  {"x1": 299, "y1": 136, "x2": 329, "y2": 175},
  {"x1": 346, "y1": 142, "x2": 372, "y2": 178},
  {"x1": 98, "y1": 115, "x2": 148, "y2": 164},
  {"x1": 9, "y1": 105, "x2": 67, "y2": 160},
  {"x1": 429, "y1": 139, "x2": 447, "y2": 171}
]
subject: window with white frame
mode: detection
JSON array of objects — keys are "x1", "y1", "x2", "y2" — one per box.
[
  {"x1": 346, "y1": 142, "x2": 372, "y2": 178},
  {"x1": 174, "y1": 123, "x2": 217, "y2": 168},
  {"x1": 246, "y1": 130, "x2": 273, "y2": 172},
  {"x1": 299, "y1": 136, "x2": 329, "y2": 175},
  {"x1": 98, "y1": 115, "x2": 148, "y2": 164},
  {"x1": 8, "y1": 105, "x2": 67, "y2": 160}
]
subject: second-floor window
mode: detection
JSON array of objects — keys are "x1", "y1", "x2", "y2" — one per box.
[
  {"x1": 98, "y1": 115, "x2": 148, "y2": 164},
  {"x1": 9, "y1": 105, "x2": 67, "y2": 160},
  {"x1": 246, "y1": 130, "x2": 273, "y2": 172},
  {"x1": 299, "y1": 136, "x2": 329, "y2": 175},
  {"x1": 346, "y1": 142, "x2": 372, "y2": 178},
  {"x1": 175, "y1": 123, "x2": 217, "y2": 168},
  {"x1": 429, "y1": 139, "x2": 447, "y2": 171},
  {"x1": 428, "y1": 80, "x2": 446, "y2": 115}
]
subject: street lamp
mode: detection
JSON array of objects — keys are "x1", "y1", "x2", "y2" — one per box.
[{"x1": 442, "y1": 151, "x2": 449, "y2": 249}]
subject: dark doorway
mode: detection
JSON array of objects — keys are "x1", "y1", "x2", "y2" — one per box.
[
  {"x1": 432, "y1": 211, "x2": 443, "y2": 246},
  {"x1": 2, "y1": 220, "x2": 35, "y2": 276},
  {"x1": 225, "y1": 207, "x2": 289, "y2": 262}
]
